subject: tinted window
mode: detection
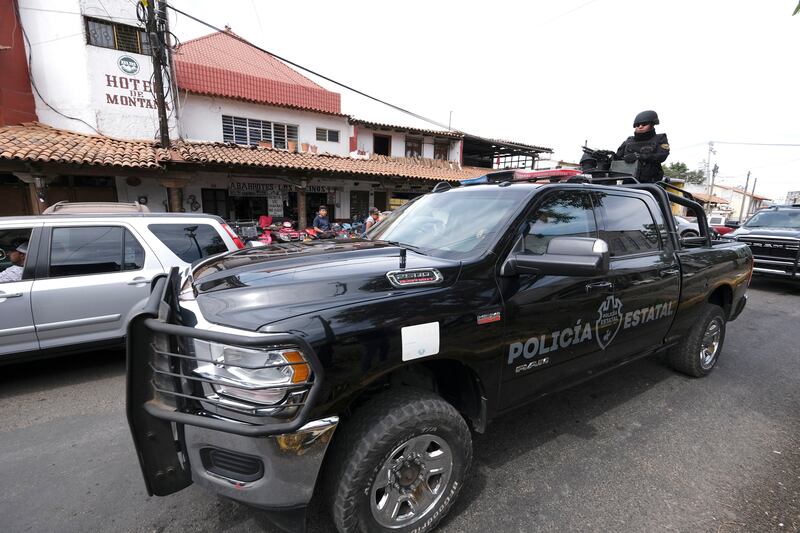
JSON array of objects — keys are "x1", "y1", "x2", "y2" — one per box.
[
  {"x1": 597, "y1": 194, "x2": 661, "y2": 256},
  {"x1": 524, "y1": 191, "x2": 597, "y2": 254},
  {"x1": 148, "y1": 224, "x2": 227, "y2": 263},
  {"x1": 50, "y1": 227, "x2": 144, "y2": 277}
]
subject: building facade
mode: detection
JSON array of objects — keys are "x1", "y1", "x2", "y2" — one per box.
[{"x1": 2, "y1": 0, "x2": 549, "y2": 224}]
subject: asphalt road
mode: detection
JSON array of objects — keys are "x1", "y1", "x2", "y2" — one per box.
[{"x1": 1, "y1": 278, "x2": 798, "y2": 533}]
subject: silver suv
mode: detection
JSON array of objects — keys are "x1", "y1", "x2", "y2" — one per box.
[{"x1": 0, "y1": 206, "x2": 242, "y2": 362}]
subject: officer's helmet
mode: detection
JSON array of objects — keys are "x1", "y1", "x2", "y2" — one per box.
[{"x1": 633, "y1": 110, "x2": 660, "y2": 126}]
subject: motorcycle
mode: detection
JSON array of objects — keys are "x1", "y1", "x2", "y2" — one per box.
[{"x1": 270, "y1": 220, "x2": 305, "y2": 243}]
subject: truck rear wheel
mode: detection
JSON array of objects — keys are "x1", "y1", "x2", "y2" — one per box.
[
  {"x1": 326, "y1": 388, "x2": 472, "y2": 533},
  {"x1": 667, "y1": 304, "x2": 726, "y2": 377}
]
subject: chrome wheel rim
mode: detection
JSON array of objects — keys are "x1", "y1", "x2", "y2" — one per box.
[
  {"x1": 370, "y1": 434, "x2": 453, "y2": 529},
  {"x1": 700, "y1": 317, "x2": 723, "y2": 369}
]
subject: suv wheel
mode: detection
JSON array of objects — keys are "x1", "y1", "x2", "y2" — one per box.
[
  {"x1": 326, "y1": 388, "x2": 472, "y2": 533},
  {"x1": 667, "y1": 304, "x2": 726, "y2": 377}
]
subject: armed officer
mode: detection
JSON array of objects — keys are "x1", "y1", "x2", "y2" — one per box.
[{"x1": 616, "y1": 110, "x2": 670, "y2": 183}]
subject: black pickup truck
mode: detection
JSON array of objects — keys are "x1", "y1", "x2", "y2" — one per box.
[
  {"x1": 127, "y1": 173, "x2": 752, "y2": 533},
  {"x1": 726, "y1": 204, "x2": 800, "y2": 280}
]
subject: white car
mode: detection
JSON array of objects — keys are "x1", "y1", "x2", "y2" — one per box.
[
  {"x1": 0, "y1": 203, "x2": 243, "y2": 363},
  {"x1": 673, "y1": 215, "x2": 701, "y2": 238}
]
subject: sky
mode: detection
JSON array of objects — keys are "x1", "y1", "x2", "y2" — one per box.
[{"x1": 168, "y1": 0, "x2": 800, "y2": 202}]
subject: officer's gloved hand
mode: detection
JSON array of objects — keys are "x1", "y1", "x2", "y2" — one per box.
[{"x1": 623, "y1": 153, "x2": 639, "y2": 163}]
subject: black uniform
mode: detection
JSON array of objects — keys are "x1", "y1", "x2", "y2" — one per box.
[{"x1": 615, "y1": 130, "x2": 670, "y2": 183}]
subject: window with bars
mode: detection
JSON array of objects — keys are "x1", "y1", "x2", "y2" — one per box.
[
  {"x1": 222, "y1": 115, "x2": 298, "y2": 148},
  {"x1": 316, "y1": 128, "x2": 340, "y2": 142},
  {"x1": 405, "y1": 137, "x2": 423, "y2": 158},
  {"x1": 85, "y1": 17, "x2": 151, "y2": 55}
]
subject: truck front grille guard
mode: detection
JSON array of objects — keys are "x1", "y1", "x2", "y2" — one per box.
[{"x1": 129, "y1": 270, "x2": 325, "y2": 437}]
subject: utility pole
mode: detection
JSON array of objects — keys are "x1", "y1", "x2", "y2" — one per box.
[
  {"x1": 705, "y1": 141, "x2": 715, "y2": 196},
  {"x1": 160, "y1": 0, "x2": 180, "y2": 128},
  {"x1": 747, "y1": 177, "x2": 758, "y2": 218},
  {"x1": 145, "y1": 0, "x2": 170, "y2": 149},
  {"x1": 738, "y1": 171, "x2": 750, "y2": 222}
]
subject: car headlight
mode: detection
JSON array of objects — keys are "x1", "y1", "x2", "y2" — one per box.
[
  {"x1": 192, "y1": 340, "x2": 310, "y2": 406},
  {"x1": 279, "y1": 233, "x2": 291, "y2": 241}
]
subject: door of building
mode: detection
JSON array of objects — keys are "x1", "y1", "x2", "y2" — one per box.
[
  {"x1": 47, "y1": 176, "x2": 117, "y2": 204},
  {"x1": 373, "y1": 191, "x2": 387, "y2": 212},
  {"x1": 0, "y1": 175, "x2": 31, "y2": 216},
  {"x1": 306, "y1": 192, "x2": 328, "y2": 226},
  {"x1": 350, "y1": 190, "x2": 369, "y2": 221}
]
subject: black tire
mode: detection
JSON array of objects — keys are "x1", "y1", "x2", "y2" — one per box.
[
  {"x1": 326, "y1": 388, "x2": 472, "y2": 533},
  {"x1": 682, "y1": 230, "x2": 699, "y2": 238},
  {"x1": 666, "y1": 304, "x2": 726, "y2": 377}
]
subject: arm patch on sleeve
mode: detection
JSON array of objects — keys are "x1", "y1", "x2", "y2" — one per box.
[{"x1": 660, "y1": 143, "x2": 670, "y2": 150}]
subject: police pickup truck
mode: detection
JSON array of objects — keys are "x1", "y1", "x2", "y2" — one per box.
[{"x1": 127, "y1": 171, "x2": 752, "y2": 533}]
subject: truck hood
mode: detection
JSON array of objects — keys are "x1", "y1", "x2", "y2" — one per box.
[
  {"x1": 730, "y1": 227, "x2": 800, "y2": 239},
  {"x1": 189, "y1": 240, "x2": 462, "y2": 330}
]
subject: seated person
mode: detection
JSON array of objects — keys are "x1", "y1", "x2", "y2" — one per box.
[{"x1": 0, "y1": 242, "x2": 28, "y2": 283}]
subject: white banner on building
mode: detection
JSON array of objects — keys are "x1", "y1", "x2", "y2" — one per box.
[
  {"x1": 267, "y1": 195, "x2": 284, "y2": 217},
  {"x1": 228, "y1": 178, "x2": 295, "y2": 197},
  {"x1": 228, "y1": 178, "x2": 335, "y2": 197}
]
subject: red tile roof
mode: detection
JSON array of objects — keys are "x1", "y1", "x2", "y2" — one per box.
[
  {"x1": 0, "y1": 123, "x2": 489, "y2": 181},
  {"x1": 692, "y1": 192, "x2": 730, "y2": 204},
  {"x1": 0, "y1": 123, "x2": 165, "y2": 168},
  {"x1": 174, "y1": 31, "x2": 342, "y2": 115},
  {"x1": 173, "y1": 141, "x2": 489, "y2": 181}
]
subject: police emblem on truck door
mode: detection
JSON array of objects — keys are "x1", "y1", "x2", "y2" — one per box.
[{"x1": 595, "y1": 295, "x2": 623, "y2": 349}]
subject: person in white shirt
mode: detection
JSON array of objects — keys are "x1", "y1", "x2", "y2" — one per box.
[{"x1": 0, "y1": 242, "x2": 27, "y2": 283}]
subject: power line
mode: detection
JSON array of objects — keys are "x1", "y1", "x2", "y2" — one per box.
[
  {"x1": 711, "y1": 141, "x2": 800, "y2": 147},
  {"x1": 164, "y1": 3, "x2": 551, "y2": 154},
  {"x1": 166, "y1": 3, "x2": 451, "y2": 130},
  {"x1": 15, "y1": 2, "x2": 100, "y2": 134}
]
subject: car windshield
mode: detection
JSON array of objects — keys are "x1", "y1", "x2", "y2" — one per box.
[
  {"x1": 367, "y1": 187, "x2": 529, "y2": 259},
  {"x1": 744, "y1": 210, "x2": 800, "y2": 229}
]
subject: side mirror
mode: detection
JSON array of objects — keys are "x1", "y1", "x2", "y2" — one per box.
[{"x1": 503, "y1": 237, "x2": 610, "y2": 277}]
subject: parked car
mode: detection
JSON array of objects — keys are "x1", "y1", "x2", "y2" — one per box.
[
  {"x1": 673, "y1": 214, "x2": 701, "y2": 237},
  {"x1": 726, "y1": 204, "x2": 800, "y2": 279},
  {"x1": 127, "y1": 176, "x2": 751, "y2": 532},
  {"x1": 708, "y1": 214, "x2": 736, "y2": 236},
  {"x1": 0, "y1": 203, "x2": 243, "y2": 363}
]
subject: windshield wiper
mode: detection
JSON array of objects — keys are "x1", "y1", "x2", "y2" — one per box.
[{"x1": 383, "y1": 240, "x2": 428, "y2": 255}]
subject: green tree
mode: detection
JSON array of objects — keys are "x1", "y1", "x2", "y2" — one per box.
[{"x1": 662, "y1": 161, "x2": 706, "y2": 185}]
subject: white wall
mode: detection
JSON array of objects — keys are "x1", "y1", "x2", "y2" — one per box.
[
  {"x1": 355, "y1": 126, "x2": 461, "y2": 161},
  {"x1": 18, "y1": 0, "x2": 177, "y2": 140},
  {"x1": 181, "y1": 95, "x2": 351, "y2": 156}
]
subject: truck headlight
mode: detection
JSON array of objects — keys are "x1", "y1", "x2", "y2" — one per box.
[{"x1": 191, "y1": 340, "x2": 310, "y2": 405}]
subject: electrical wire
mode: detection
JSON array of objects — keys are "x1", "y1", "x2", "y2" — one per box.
[
  {"x1": 14, "y1": 0, "x2": 101, "y2": 134},
  {"x1": 164, "y1": 3, "x2": 551, "y2": 154},
  {"x1": 711, "y1": 141, "x2": 800, "y2": 147}
]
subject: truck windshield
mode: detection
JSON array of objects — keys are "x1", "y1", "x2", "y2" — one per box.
[
  {"x1": 744, "y1": 210, "x2": 800, "y2": 229},
  {"x1": 368, "y1": 188, "x2": 527, "y2": 259}
]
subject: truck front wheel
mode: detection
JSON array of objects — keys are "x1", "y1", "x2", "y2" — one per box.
[
  {"x1": 667, "y1": 303, "x2": 726, "y2": 377},
  {"x1": 326, "y1": 388, "x2": 472, "y2": 533}
]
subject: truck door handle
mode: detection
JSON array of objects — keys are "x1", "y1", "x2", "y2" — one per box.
[
  {"x1": 127, "y1": 277, "x2": 151, "y2": 286},
  {"x1": 0, "y1": 292, "x2": 23, "y2": 300},
  {"x1": 659, "y1": 268, "x2": 680, "y2": 277},
  {"x1": 585, "y1": 281, "x2": 613, "y2": 293}
]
